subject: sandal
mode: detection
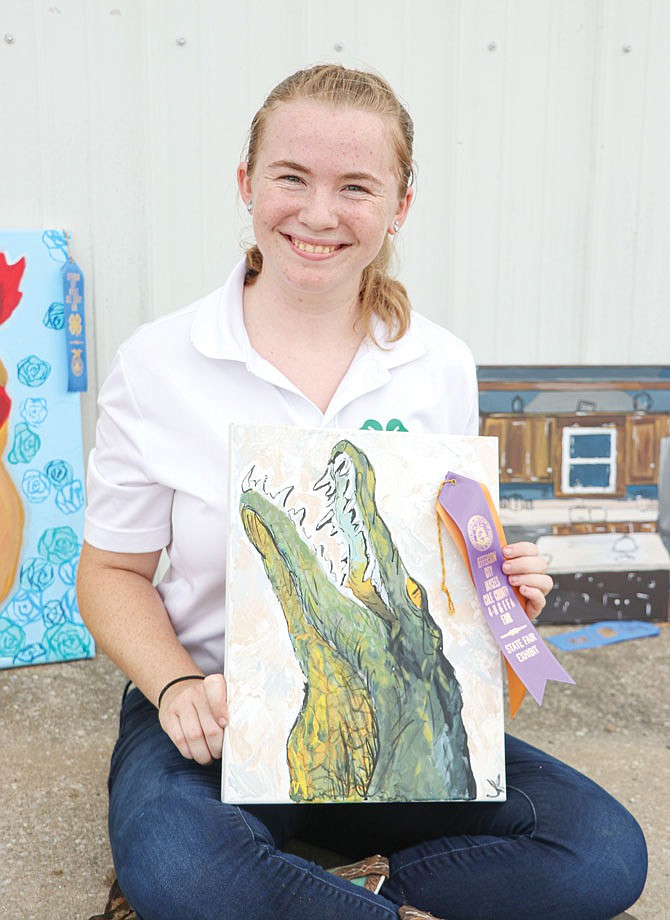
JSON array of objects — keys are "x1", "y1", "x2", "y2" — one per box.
[
  {"x1": 399, "y1": 906, "x2": 447, "y2": 919},
  {"x1": 88, "y1": 878, "x2": 137, "y2": 920},
  {"x1": 329, "y1": 854, "x2": 390, "y2": 894}
]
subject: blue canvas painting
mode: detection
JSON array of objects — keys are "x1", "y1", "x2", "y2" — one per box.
[{"x1": 0, "y1": 229, "x2": 93, "y2": 668}]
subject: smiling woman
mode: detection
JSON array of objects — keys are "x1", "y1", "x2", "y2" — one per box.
[
  {"x1": 240, "y1": 103, "x2": 405, "y2": 294},
  {"x1": 241, "y1": 65, "x2": 415, "y2": 344},
  {"x1": 237, "y1": 99, "x2": 414, "y2": 410},
  {"x1": 77, "y1": 63, "x2": 646, "y2": 920}
]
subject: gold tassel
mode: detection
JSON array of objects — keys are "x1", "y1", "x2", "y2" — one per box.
[{"x1": 436, "y1": 480, "x2": 456, "y2": 615}]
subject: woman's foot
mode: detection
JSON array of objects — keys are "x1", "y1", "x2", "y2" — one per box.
[
  {"x1": 329, "y1": 854, "x2": 390, "y2": 893},
  {"x1": 88, "y1": 878, "x2": 137, "y2": 920}
]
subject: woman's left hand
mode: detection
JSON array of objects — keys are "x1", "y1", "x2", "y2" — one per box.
[{"x1": 501, "y1": 541, "x2": 553, "y2": 621}]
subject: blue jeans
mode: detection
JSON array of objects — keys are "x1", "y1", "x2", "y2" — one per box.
[{"x1": 109, "y1": 688, "x2": 646, "y2": 920}]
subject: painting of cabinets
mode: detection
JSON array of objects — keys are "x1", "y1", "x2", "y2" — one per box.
[
  {"x1": 626, "y1": 414, "x2": 670, "y2": 483},
  {"x1": 481, "y1": 411, "x2": 670, "y2": 503},
  {"x1": 478, "y1": 367, "x2": 670, "y2": 623},
  {"x1": 482, "y1": 416, "x2": 554, "y2": 483}
]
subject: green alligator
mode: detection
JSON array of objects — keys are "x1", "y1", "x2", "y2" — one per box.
[{"x1": 239, "y1": 438, "x2": 476, "y2": 803}]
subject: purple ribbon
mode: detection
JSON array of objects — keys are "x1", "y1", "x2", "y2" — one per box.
[{"x1": 438, "y1": 471, "x2": 574, "y2": 705}]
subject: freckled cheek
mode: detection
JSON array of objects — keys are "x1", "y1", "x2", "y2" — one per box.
[
  {"x1": 254, "y1": 188, "x2": 299, "y2": 215},
  {"x1": 256, "y1": 204, "x2": 297, "y2": 234},
  {"x1": 361, "y1": 215, "x2": 393, "y2": 248},
  {"x1": 346, "y1": 204, "x2": 388, "y2": 234}
]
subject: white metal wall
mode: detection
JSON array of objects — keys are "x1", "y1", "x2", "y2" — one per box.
[{"x1": 1, "y1": 0, "x2": 669, "y2": 452}]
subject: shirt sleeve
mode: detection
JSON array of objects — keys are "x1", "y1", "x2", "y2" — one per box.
[{"x1": 84, "y1": 348, "x2": 173, "y2": 553}]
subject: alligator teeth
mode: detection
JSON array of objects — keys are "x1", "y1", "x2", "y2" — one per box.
[
  {"x1": 241, "y1": 454, "x2": 382, "y2": 601},
  {"x1": 363, "y1": 551, "x2": 375, "y2": 584},
  {"x1": 313, "y1": 469, "x2": 333, "y2": 491},
  {"x1": 271, "y1": 485, "x2": 294, "y2": 507},
  {"x1": 315, "y1": 509, "x2": 334, "y2": 531},
  {"x1": 339, "y1": 498, "x2": 363, "y2": 535},
  {"x1": 288, "y1": 506, "x2": 307, "y2": 527},
  {"x1": 374, "y1": 568, "x2": 390, "y2": 608},
  {"x1": 362, "y1": 551, "x2": 390, "y2": 608},
  {"x1": 241, "y1": 465, "x2": 257, "y2": 493},
  {"x1": 315, "y1": 544, "x2": 335, "y2": 576}
]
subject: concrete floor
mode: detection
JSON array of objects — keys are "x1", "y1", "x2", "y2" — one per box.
[{"x1": 1, "y1": 623, "x2": 668, "y2": 920}]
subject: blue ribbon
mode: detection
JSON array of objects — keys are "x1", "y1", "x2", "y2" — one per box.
[{"x1": 61, "y1": 260, "x2": 88, "y2": 392}]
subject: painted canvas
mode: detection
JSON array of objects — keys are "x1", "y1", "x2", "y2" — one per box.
[
  {"x1": 224, "y1": 424, "x2": 505, "y2": 805},
  {"x1": 0, "y1": 229, "x2": 93, "y2": 669},
  {"x1": 478, "y1": 366, "x2": 670, "y2": 623}
]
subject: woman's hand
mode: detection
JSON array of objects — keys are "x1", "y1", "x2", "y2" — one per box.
[
  {"x1": 501, "y1": 541, "x2": 553, "y2": 621},
  {"x1": 77, "y1": 543, "x2": 229, "y2": 765},
  {"x1": 158, "y1": 674, "x2": 229, "y2": 765}
]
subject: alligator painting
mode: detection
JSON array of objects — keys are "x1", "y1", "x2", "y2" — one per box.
[{"x1": 238, "y1": 438, "x2": 476, "y2": 803}]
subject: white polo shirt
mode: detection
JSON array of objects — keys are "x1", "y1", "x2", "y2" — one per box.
[{"x1": 85, "y1": 259, "x2": 478, "y2": 673}]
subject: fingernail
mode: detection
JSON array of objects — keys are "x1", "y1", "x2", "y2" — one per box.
[{"x1": 502, "y1": 562, "x2": 511, "y2": 573}]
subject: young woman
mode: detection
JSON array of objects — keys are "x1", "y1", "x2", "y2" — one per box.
[{"x1": 78, "y1": 65, "x2": 647, "y2": 920}]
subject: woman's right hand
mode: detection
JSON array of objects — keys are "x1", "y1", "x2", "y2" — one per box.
[
  {"x1": 77, "y1": 543, "x2": 229, "y2": 764},
  {"x1": 158, "y1": 674, "x2": 229, "y2": 764}
]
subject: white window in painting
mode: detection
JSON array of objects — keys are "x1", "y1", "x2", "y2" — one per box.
[{"x1": 561, "y1": 426, "x2": 617, "y2": 494}]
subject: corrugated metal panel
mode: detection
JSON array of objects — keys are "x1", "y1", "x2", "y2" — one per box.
[
  {"x1": 1, "y1": 0, "x2": 668, "y2": 453},
  {"x1": 582, "y1": 0, "x2": 654, "y2": 362}
]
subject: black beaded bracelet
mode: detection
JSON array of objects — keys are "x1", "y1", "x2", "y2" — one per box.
[{"x1": 157, "y1": 674, "x2": 205, "y2": 709}]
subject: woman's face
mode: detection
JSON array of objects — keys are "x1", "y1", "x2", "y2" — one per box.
[{"x1": 238, "y1": 100, "x2": 413, "y2": 302}]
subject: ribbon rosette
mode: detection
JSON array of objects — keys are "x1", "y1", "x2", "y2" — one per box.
[{"x1": 437, "y1": 471, "x2": 574, "y2": 717}]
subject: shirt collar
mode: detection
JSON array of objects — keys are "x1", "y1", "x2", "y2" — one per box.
[
  {"x1": 190, "y1": 259, "x2": 251, "y2": 361},
  {"x1": 190, "y1": 257, "x2": 427, "y2": 372},
  {"x1": 363, "y1": 313, "x2": 427, "y2": 370}
]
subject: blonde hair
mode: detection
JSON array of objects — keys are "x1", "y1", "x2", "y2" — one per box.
[{"x1": 243, "y1": 64, "x2": 415, "y2": 343}]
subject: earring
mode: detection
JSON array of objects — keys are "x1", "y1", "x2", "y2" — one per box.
[
  {"x1": 247, "y1": 200, "x2": 253, "y2": 214},
  {"x1": 393, "y1": 220, "x2": 400, "y2": 233}
]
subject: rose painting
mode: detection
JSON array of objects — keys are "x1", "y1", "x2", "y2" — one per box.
[{"x1": 0, "y1": 230, "x2": 92, "y2": 669}]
